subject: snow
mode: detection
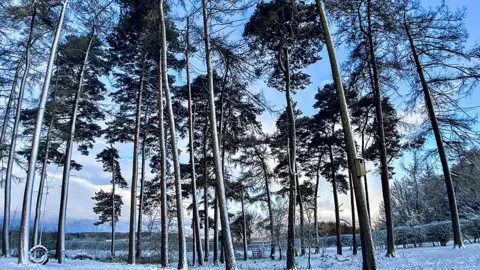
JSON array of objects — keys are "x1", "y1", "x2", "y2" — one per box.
[{"x1": 2, "y1": 243, "x2": 479, "y2": 269}]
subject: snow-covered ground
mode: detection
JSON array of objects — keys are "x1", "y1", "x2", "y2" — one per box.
[{"x1": 2, "y1": 243, "x2": 479, "y2": 269}]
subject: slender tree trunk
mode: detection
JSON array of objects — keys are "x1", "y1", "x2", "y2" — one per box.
[
  {"x1": 136, "y1": 131, "x2": 147, "y2": 261},
  {"x1": 215, "y1": 58, "x2": 229, "y2": 267},
  {"x1": 314, "y1": 157, "x2": 321, "y2": 254},
  {"x1": 220, "y1": 233, "x2": 225, "y2": 264},
  {"x1": 213, "y1": 197, "x2": 219, "y2": 265},
  {"x1": 349, "y1": 171, "x2": 357, "y2": 255},
  {"x1": 361, "y1": 131, "x2": 371, "y2": 218},
  {"x1": 283, "y1": 48, "x2": 297, "y2": 270},
  {"x1": 3, "y1": 6, "x2": 36, "y2": 257},
  {"x1": 329, "y1": 143, "x2": 342, "y2": 256},
  {"x1": 201, "y1": 0, "x2": 237, "y2": 269},
  {"x1": 404, "y1": 17, "x2": 463, "y2": 248},
  {"x1": 185, "y1": 18, "x2": 204, "y2": 264},
  {"x1": 0, "y1": 60, "x2": 22, "y2": 158},
  {"x1": 241, "y1": 186, "x2": 248, "y2": 261},
  {"x1": 363, "y1": 0, "x2": 395, "y2": 257},
  {"x1": 111, "y1": 145, "x2": 116, "y2": 258},
  {"x1": 192, "y1": 220, "x2": 196, "y2": 266},
  {"x1": 18, "y1": 2, "x2": 67, "y2": 263},
  {"x1": 316, "y1": 1, "x2": 376, "y2": 268},
  {"x1": 156, "y1": 55, "x2": 168, "y2": 267},
  {"x1": 203, "y1": 119, "x2": 209, "y2": 262},
  {"x1": 257, "y1": 151, "x2": 275, "y2": 260},
  {"x1": 127, "y1": 54, "x2": 146, "y2": 265},
  {"x1": 159, "y1": 3, "x2": 187, "y2": 268},
  {"x1": 295, "y1": 171, "x2": 306, "y2": 256},
  {"x1": 57, "y1": 24, "x2": 94, "y2": 264},
  {"x1": 32, "y1": 68, "x2": 60, "y2": 247},
  {"x1": 32, "y1": 88, "x2": 58, "y2": 247},
  {"x1": 32, "y1": 130, "x2": 52, "y2": 247}
]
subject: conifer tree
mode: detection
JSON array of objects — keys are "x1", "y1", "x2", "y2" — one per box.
[
  {"x1": 244, "y1": 2, "x2": 324, "y2": 267},
  {"x1": 95, "y1": 146, "x2": 127, "y2": 257}
]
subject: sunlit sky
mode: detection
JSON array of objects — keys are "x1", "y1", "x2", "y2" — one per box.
[{"x1": 2, "y1": 0, "x2": 479, "y2": 233}]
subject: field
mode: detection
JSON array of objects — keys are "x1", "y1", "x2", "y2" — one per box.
[{"x1": 1, "y1": 242, "x2": 478, "y2": 269}]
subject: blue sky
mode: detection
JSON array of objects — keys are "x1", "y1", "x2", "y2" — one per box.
[{"x1": 2, "y1": 0, "x2": 479, "y2": 234}]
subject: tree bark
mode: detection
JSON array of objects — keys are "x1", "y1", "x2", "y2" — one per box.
[
  {"x1": 361, "y1": 131, "x2": 371, "y2": 218},
  {"x1": 404, "y1": 15, "x2": 463, "y2": 248},
  {"x1": 136, "y1": 129, "x2": 147, "y2": 261},
  {"x1": 256, "y1": 148, "x2": 275, "y2": 259},
  {"x1": 314, "y1": 156, "x2": 321, "y2": 253},
  {"x1": 201, "y1": 0, "x2": 237, "y2": 268},
  {"x1": 363, "y1": 0, "x2": 395, "y2": 257},
  {"x1": 202, "y1": 119, "x2": 209, "y2": 262},
  {"x1": 111, "y1": 145, "x2": 116, "y2": 258},
  {"x1": 127, "y1": 54, "x2": 146, "y2": 264},
  {"x1": 3, "y1": 5, "x2": 36, "y2": 258},
  {"x1": 349, "y1": 171, "x2": 357, "y2": 255},
  {"x1": 282, "y1": 47, "x2": 297, "y2": 270},
  {"x1": 156, "y1": 54, "x2": 168, "y2": 267},
  {"x1": 159, "y1": 2, "x2": 187, "y2": 268},
  {"x1": 328, "y1": 142, "x2": 342, "y2": 256},
  {"x1": 295, "y1": 169, "x2": 306, "y2": 256},
  {"x1": 32, "y1": 83, "x2": 58, "y2": 247},
  {"x1": 213, "y1": 197, "x2": 219, "y2": 265},
  {"x1": 185, "y1": 17, "x2": 204, "y2": 265},
  {"x1": 241, "y1": 186, "x2": 248, "y2": 261},
  {"x1": 316, "y1": 1, "x2": 376, "y2": 268},
  {"x1": 57, "y1": 23, "x2": 95, "y2": 264}
]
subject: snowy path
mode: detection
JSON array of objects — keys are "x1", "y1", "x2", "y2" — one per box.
[{"x1": 2, "y1": 243, "x2": 479, "y2": 269}]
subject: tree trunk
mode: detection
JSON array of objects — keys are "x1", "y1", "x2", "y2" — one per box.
[
  {"x1": 32, "y1": 84, "x2": 58, "y2": 247},
  {"x1": 220, "y1": 234, "x2": 225, "y2": 264},
  {"x1": 316, "y1": 1, "x2": 377, "y2": 269},
  {"x1": 0, "y1": 60, "x2": 22, "y2": 158},
  {"x1": 241, "y1": 186, "x2": 248, "y2": 261},
  {"x1": 18, "y1": 2, "x2": 66, "y2": 263},
  {"x1": 156, "y1": 54, "x2": 168, "y2": 267},
  {"x1": 404, "y1": 16, "x2": 463, "y2": 248},
  {"x1": 185, "y1": 17, "x2": 204, "y2": 264},
  {"x1": 329, "y1": 143, "x2": 342, "y2": 256},
  {"x1": 257, "y1": 150, "x2": 275, "y2": 260},
  {"x1": 201, "y1": 0, "x2": 237, "y2": 269},
  {"x1": 136, "y1": 131, "x2": 147, "y2": 261},
  {"x1": 111, "y1": 145, "x2": 116, "y2": 258},
  {"x1": 215, "y1": 54, "x2": 229, "y2": 267},
  {"x1": 192, "y1": 219, "x2": 196, "y2": 265},
  {"x1": 32, "y1": 130, "x2": 52, "y2": 247},
  {"x1": 361, "y1": 131, "x2": 371, "y2": 218},
  {"x1": 349, "y1": 172, "x2": 357, "y2": 255},
  {"x1": 314, "y1": 157, "x2": 321, "y2": 254},
  {"x1": 3, "y1": 6, "x2": 36, "y2": 258},
  {"x1": 213, "y1": 197, "x2": 219, "y2": 265},
  {"x1": 364, "y1": 0, "x2": 395, "y2": 257},
  {"x1": 159, "y1": 2, "x2": 187, "y2": 268},
  {"x1": 56, "y1": 24, "x2": 94, "y2": 263},
  {"x1": 283, "y1": 48, "x2": 297, "y2": 270},
  {"x1": 203, "y1": 119, "x2": 209, "y2": 262},
  {"x1": 127, "y1": 54, "x2": 146, "y2": 265},
  {"x1": 295, "y1": 169, "x2": 306, "y2": 256}
]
